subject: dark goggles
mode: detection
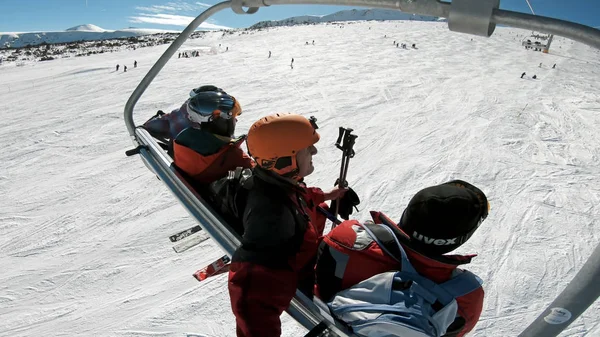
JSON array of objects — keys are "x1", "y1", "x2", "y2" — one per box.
[{"x1": 186, "y1": 91, "x2": 241, "y2": 123}]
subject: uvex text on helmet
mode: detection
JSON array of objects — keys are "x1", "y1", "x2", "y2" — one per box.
[{"x1": 399, "y1": 180, "x2": 489, "y2": 256}]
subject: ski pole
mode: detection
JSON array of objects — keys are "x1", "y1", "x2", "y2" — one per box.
[{"x1": 333, "y1": 127, "x2": 357, "y2": 220}]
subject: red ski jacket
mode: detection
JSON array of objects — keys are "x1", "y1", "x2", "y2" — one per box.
[
  {"x1": 228, "y1": 168, "x2": 327, "y2": 337},
  {"x1": 315, "y1": 219, "x2": 484, "y2": 337},
  {"x1": 173, "y1": 131, "x2": 254, "y2": 184}
]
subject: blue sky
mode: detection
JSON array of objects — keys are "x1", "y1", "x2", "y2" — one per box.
[{"x1": 0, "y1": 0, "x2": 598, "y2": 33}]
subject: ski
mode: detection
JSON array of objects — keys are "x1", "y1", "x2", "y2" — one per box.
[
  {"x1": 193, "y1": 255, "x2": 231, "y2": 281},
  {"x1": 169, "y1": 225, "x2": 202, "y2": 242},
  {"x1": 172, "y1": 230, "x2": 210, "y2": 253}
]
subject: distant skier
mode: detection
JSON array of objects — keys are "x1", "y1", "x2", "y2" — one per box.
[
  {"x1": 116, "y1": 64, "x2": 119, "y2": 71},
  {"x1": 290, "y1": 58, "x2": 294, "y2": 69},
  {"x1": 124, "y1": 65, "x2": 127, "y2": 72},
  {"x1": 134, "y1": 60, "x2": 137, "y2": 68},
  {"x1": 539, "y1": 62, "x2": 542, "y2": 68},
  {"x1": 532, "y1": 74, "x2": 537, "y2": 79},
  {"x1": 312, "y1": 40, "x2": 314, "y2": 45},
  {"x1": 226, "y1": 46, "x2": 229, "y2": 52},
  {"x1": 412, "y1": 43, "x2": 416, "y2": 49},
  {"x1": 552, "y1": 63, "x2": 556, "y2": 69},
  {"x1": 178, "y1": 52, "x2": 181, "y2": 58},
  {"x1": 268, "y1": 51, "x2": 271, "y2": 58},
  {"x1": 521, "y1": 72, "x2": 526, "y2": 79}
]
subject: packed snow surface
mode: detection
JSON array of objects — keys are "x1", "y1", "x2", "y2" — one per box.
[{"x1": 1, "y1": 20, "x2": 599, "y2": 337}]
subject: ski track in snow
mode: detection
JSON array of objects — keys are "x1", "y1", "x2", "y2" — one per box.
[{"x1": 1, "y1": 21, "x2": 599, "y2": 336}]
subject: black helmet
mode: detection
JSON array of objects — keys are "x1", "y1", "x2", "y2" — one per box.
[
  {"x1": 186, "y1": 89, "x2": 242, "y2": 138},
  {"x1": 189, "y1": 85, "x2": 225, "y2": 97}
]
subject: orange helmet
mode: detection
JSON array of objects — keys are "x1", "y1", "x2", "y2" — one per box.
[{"x1": 247, "y1": 113, "x2": 320, "y2": 178}]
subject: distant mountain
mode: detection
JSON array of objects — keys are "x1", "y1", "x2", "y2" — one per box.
[
  {"x1": 0, "y1": 25, "x2": 175, "y2": 49},
  {"x1": 66, "y1": 24, "x2": 107, "y2": 32},
  {"x1": 250, "y1": 8, "x2": 444, "y2": 29}
]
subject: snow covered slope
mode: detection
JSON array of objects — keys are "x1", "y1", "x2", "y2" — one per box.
[{"x1": 0, "y1": 20, "x2": 599, "y2": 337}]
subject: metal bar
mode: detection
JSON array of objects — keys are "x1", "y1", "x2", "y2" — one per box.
[
  {"x1": 517, "y1": 243, "x2": 600, "y2": 337},
  {"x1": 124, "y1": 1, "x2": 232, "y2": 137},
  {"x1": 493, "y1": 9, "x2": 600, "y2": 50},
  {"x1": 232, "y1": 0, "x2": 600, "y2": 48},
  {"x1": 258, "y1": 0, "x2": 450, "y2": 18},
  {"x1": 135, "y1": 128, "x2": 241, "y2": 254}
]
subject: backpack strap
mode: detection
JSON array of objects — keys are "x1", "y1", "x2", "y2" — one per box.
[
  {"x1": 359, "y1": 222, "x2": 417, "y2": 274},
  {"x1": 359, "y1": 223, "x2": 482, "y2": 304},
  {"x1": 439, "y1": 270, "x2": 483, "y2": 298}
]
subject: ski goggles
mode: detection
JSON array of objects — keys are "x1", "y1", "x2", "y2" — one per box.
[{"x1": 186, "y1": 91, "x2": 242, "y2": 123}]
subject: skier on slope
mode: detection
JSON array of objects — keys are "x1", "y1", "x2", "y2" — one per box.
[
  {"x1": 315, "y1": 180, "x2": 489, "y2": 337},
  {"x1": 141, "y1": 85, "x2": 253, "y2": 184},
  {"x1": 228, "y1": 113, "x2": 347, "y2": 337}
]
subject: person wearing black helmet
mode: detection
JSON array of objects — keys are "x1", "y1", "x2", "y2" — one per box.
[
  {"x1": 142, "y1": 85, "x2": 223, "y2": 149},
  {"x1": 173, "y1": 89, "x2": 254, "y2": 185},
  {"x1": 141, "y1": 85, "x2": 254, "y2": 185},
  {"x1": 315, "y1": 180, "x2": 489, "y2": 337}
]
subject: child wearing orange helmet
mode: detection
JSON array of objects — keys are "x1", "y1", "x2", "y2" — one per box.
[{"x1": 228, "y1": 113, "x2": 346, "y2": 337}]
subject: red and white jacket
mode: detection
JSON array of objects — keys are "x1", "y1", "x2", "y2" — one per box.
[{"x1": 314, "y1": 218, "x2": 484, "y2": 337}]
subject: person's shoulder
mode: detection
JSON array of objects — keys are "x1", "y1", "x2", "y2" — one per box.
[
  {"x1": 247, "y1": 179, "x2": 293, "y2": 213},
  {"x1": 243, "y1": 180, "x2": 296, "y2": 239},
  {"x1": 246, "y1": 180, "x2": 287, "y2": 206}
]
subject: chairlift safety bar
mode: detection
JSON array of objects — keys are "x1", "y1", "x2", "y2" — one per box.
[{"x1": 124, "y1": 1, "x2": 600, "y2": 336}]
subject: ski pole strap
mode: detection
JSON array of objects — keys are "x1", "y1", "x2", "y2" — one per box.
[{"x1": 318, "y1": 206, "x2": 341, "y2": 225}]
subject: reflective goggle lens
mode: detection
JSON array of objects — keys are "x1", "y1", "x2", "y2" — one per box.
[{"x1": 188, "y1": 92, "x2": 239, "y2": 121}]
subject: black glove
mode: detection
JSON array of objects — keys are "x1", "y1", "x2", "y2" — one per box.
[{"x1": 330, "y1": 186, "x2": 360, "y2": 220}]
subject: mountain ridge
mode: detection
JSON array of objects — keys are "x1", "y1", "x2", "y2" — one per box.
[
  {"x1": 1, "y1": 8, "x2": 443, "y2": 49},
  {"x1": 250, "y1": 8, "x2": 444, "y2": 29},
  {"x1": 0, "y1": 26, "x2": 175, "y2": 49}
]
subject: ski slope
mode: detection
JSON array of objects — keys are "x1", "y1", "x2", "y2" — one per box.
[{"x1": 1, "y1": 20, "x2": 599, "y2": 337}]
